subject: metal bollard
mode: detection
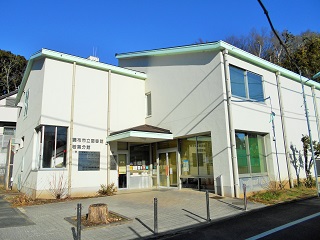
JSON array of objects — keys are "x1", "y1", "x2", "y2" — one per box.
[
  {"x1": 206, "y1": 190, "x2": 211, "y2": 222},
  {"x1": 77, "y1": 203, "x2": 82, "y2": 240},
  {"x1": 154, "y1": 197, "x2": 158, "y2": 234},
  {"x1": 243, "y1": 184, "x2": 247, "y2": 211}
]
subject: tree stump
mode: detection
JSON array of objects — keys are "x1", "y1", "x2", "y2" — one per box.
[{"x1": 88, "y1": 203, "x2": 108, "y2": 223}]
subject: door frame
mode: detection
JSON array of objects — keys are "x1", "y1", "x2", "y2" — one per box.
[
  {"x1": 157, "y1": 148, "x2": 179, "y2": 188},
  {"x1": 117, "y1": 151, "x2": 128, "y2": 189}
]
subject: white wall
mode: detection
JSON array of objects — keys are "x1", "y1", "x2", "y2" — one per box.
[
  {"x1": 120, "y1": 51, "x2": 234, "y2": 196},
  {"x1": 110, "y1": 73, "x2": 145, "y2": 132},
  {"x1": 13, "y1": 59, "x2": 46, "y2": 194}
]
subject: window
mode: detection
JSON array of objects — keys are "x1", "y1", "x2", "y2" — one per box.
[
  {"x1": 23, "y1": 89, "x2": 30, "y2": 117},
  {"x1": 145, "y1": 92, "x2": 152, "y2": 117},
  {"x1": 38, "y1": 125, "x2": 67, "y2": 168},
  {"x1": 230, "y1": 66, "x2": 264, "y2": 101},
  {"x1": 3, "y1": 127, "x2": 15, "y2": 136},
  {"x1": 130, "y1": 144, "x2": 150, "y2": 175},
  {"x1": 235, "y1": 132, "x2": 267, "y2": 175},
  {"x1": 180, "y1": 135, "x2": 213, "y2": 177}
]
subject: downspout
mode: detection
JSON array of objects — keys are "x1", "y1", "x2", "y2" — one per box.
[
  {"x1": 222, "y1": 49, "x2": 240, "y2": 198},
  {"x1": 68, "y1": 62, "x2": 76, "y2": 196},
  {"x1": 107, "y1": 70, "x2": 111, "y2": 185},
  {"x1": 311, "y1": 86, "x2": 320, "y2": 142},
  {"x1": 275, "y1": 72, "x2": 293, "y2": 188}
]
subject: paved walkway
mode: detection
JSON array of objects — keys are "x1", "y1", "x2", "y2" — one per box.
[{"x1": 0, "y1": 189, "x2": 265, "y2": 240}]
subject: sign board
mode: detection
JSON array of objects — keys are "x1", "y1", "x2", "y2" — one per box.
[{"x1": 78, "y1": 151, "x2": 100, "y2": 171}]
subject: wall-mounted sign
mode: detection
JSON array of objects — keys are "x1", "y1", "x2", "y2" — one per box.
[
  {"x1": 78, "y1": 151, "x2": 100, "y2": 171},
  {"x1": 72, "y1": 137, "x2": 104, "y2": 150}
]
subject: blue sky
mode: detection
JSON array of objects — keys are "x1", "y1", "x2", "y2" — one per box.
[{"x1": 1, "y1": 0, "x2": 319, "y2": 65}]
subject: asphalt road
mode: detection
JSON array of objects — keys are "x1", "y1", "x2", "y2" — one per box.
[{"x1": 159, "y1": 197, "x2": 320, "y2": 240}]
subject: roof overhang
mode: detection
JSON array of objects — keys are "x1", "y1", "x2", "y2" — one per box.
[{"x1": 106, "y1": 130, "x2": 173, "y2": 143}]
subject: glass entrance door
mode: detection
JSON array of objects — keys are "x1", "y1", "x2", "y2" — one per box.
[
  {"x1": 158, "y1": 151, "x2": 177, "y2": 187},
  {"x1": 118, "y1": 154, "x2": 127, "y2": 188}
]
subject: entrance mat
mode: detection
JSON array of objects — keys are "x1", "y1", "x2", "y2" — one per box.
[{"x1": 65, "y1": 211, "x2": 132, "y2": 230}]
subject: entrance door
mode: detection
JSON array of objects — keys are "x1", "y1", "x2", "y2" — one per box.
[
  {"x1": 158, "y1": 151, "x2": 178, "y2": 187},
  {"x1": 118, "y1": 154, "x2": 127, "y2": 188}
]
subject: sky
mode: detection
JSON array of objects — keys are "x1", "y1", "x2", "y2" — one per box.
[{"x1": 1, "y1": 0, "x2": 319, "y2": 65}]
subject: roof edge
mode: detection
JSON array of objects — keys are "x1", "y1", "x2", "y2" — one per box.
[
  {"x1": 116, "y1": 40, "x2": 320, "y2": 90},
  {"x1": 16, "y1": 48, "x2": 147, "y2": 104}
]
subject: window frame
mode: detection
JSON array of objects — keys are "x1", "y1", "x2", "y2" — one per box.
[
  {"x1": 23, "y1": 89, "x2": 30, "y2": 117},
  {"x1": 229, "y1": 65, "x2": 265, "y2": 102},
  {"x1": 37, "y1": 125, "x2": 68, "y2": 169},
  {"x1": 235, "y1": 131, "x2": 268, "y2": 177},
  {"x1": 145, "y1": 92, "x2": 152, "y2": 117}
]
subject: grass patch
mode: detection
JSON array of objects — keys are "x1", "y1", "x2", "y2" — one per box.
[{"x1": 248, "y1": 186, "x2": 317, "y2": 205}]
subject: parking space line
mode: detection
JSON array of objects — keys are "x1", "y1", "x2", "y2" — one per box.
[{"x1": 246, "y1": 212, "x2": 320, "y2": 240}]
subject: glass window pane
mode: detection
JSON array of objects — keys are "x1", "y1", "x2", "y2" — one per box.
[
  {"x1": 118, "y1": 142, "x2": 128, "y2": 150},
  {"x1": 55, "y1": 127, "x2": 67, "y2": 168},
  {"x1": 248, "y1": 133, "x2": 261, "y2": 173},
  {"x1": 157, "y1": 140, "x2": 177, "y2": 149},
  {"x1": 146, "y1": 93, "x2": 152, "y2": 116},
  {"x1": 257, "y1": 135, "x2": 267, "y2": 173},
  {"x1": 247, "y1": 72, "x2": 264, "y2": 101},
  {"x1": 236, "y1": 133, "x2": 249, "y2": 174},
  {"x1": 230, "y1": 66, "x2": 246, "y2": 98},
  {"x1": 43, "y1": 126, "x2": 55, "y2": 168},
  {"x1": 129, "y1": 144, "x2": 150, "y2": 175},
  {"x1": 197, "y1": 136, "x2": 213, "y2": 176},
  {"x1": 181, "y1": 138, "x2": 197, "y2": 176}
]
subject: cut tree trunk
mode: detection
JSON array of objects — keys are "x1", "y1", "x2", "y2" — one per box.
[{"x1": 88, "y1": 203, "x2": 108, "y2": 223}]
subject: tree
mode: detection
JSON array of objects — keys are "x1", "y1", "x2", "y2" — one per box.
[
  {"x1": 281, "y1": 33, "x2": 320, "y2": 79},
  {"x1": 0, "y1": 50, "x2": 27, "y2": 95},
  {"x1": 301, "y1": 135, "x2": 320, "y2": 187},
  {"x1": 224, "y1": 29, "x2": 320, "y2": 81}
]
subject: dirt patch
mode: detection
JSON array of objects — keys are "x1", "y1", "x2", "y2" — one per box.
[{"x1": 65, "y1": 211, "x2": 132, "y2": 230}]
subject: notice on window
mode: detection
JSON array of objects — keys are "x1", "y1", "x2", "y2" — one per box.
[{"x1": 183, "y1": 159, "x2": 189, "y2": 172}]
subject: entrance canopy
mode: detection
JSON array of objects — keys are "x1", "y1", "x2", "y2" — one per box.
[{"x1": 106, "y1": 124, "x2": 173, "y2": 143}]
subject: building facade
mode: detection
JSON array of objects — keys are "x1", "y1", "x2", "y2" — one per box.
[
  {"x1": 12, "y1": 42, "x2": 320, "y2": 198},
  {"x1": 0, "y1": 90, "x2": 18, "y2": 188}
]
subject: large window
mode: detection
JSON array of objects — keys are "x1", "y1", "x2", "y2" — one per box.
[
  {"x1": 230, "y1": 66, "x2": 264, "y2": 101},
  {"x1": 38, "y1": 125, "x2": 67, "y2": 168},
  {"x1": 180, "y1": 135, "x2": 213, "y2": 177},
  {"x1": 236, "y1": 132, "x2": 267, "y2": 175},
  {"x1": 130, "y1": 144, "x2": 150, "y2": 175}
]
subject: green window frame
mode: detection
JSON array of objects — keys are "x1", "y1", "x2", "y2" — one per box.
[
  {"x1": 235, "y1": 132, "x2": 267, "y2": 175},
  {"x1": 230, "y1": 65, "x2": 264, "y2": 102}
]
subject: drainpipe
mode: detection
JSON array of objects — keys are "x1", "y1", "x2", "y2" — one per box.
[
  {"x1": 107, "y1": 70, "x2": 111, "y2": 185},
  {"x1": 275, "y1": 72, "x2": 293, "y2": 188},
  {"x1": 311, "y1": 86, "x2": 320, "y2": 142},
  {"x1": 222, "y1": 50, "x2": 240, "y2": 198},
  {"x1": 68, "y1": 62, "x2": 76, "y2": 196}
]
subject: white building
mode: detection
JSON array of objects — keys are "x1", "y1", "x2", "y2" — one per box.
[
  {"x1": 12, "y1": 41, "x2": 320, "y2": 198},
  {"x1": 0, "y1": 90, "x2": 18, "y2": 187}
]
